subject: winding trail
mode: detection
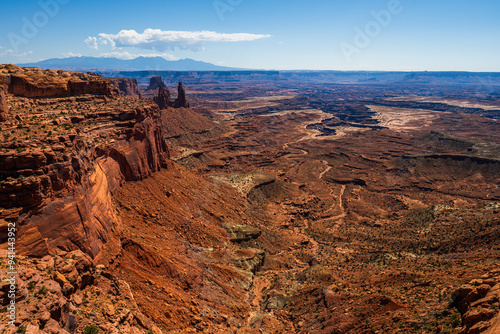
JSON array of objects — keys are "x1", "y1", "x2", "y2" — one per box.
[
  {"x1": 316, "y1": 184, "x2": 347, "y2": 222},
  {"x1": 330, "y1": 185, "x2": 347, "y2": 220},
  {"x1": 281, "y1": 109, "x2": 333, "y2": 152},
  {"x1": 319, "y1": 160, "x2": 332, "y2": 179}
]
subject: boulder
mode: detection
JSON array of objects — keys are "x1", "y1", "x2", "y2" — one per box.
[
  {"x1": 463, "y1": 308, "x2": 496, "y2": 328},
  {"x1": 44, "y1": 318, "x2": 71, "y2": 334},
  {"x1": 453, "y1": 273, "x2": 500, "y2": 334}
]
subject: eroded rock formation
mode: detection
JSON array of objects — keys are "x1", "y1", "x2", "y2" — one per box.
[
  {"x1": 110, "y1": 78, "x2": 142, "y2": 98},
  {"x1": 18, "y1": 109, "x2": 166, "y2": 258},
  {"x1": 153, "y1": 86, "x2": 172, "y2": 109},
  {"x1": 146, "y1": 76, "x2": 166, "y2": 91},
  {"x1": 0, "y1": 249, "x2": 162, "y2": 332},
  {"x1": 452, "y1": 270, "x2": 500, "y2": 333},
  {"x1": 153, "y1": 81, "x2": 190, "y2": 109},
  {"x1": 173, "y1": 81, "x2": 189, "y2": 108},
  {"x1": 0, "y1": 65, "x2": 119, "y2": 98}
]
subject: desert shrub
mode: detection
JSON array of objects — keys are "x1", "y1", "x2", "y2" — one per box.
[
  {"x1": 405, "y1": 207, "x2": 434, "y2": 228},
  {"x1": 83, "y1": 325, "x2": 99, "y2": 334}
]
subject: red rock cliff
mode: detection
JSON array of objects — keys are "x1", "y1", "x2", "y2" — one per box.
[
  {"x1": 0, "y1": 101, "x2": 169, "y2": 259},
  {"x1": 1, "y1": 65, "x2": 118, "y2": 98},
  {"x1": 0, "y1": 76, "x2": 7, "y2": 121},
  {"x1": 110, "y1": 78, "x2": 142, "y2": 98}
]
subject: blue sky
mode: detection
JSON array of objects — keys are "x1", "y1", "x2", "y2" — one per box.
[{"x1": 0, "y1": 0, "x2": 499, "y2": 71}]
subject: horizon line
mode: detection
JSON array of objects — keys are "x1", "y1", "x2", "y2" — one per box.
[{"x1": 4, "y1": 57, "x2": 500, "y2": 74}]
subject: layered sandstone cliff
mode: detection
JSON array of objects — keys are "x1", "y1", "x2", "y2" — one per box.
[
  {"x1": 0, "y1": 105, "x2": 168, "y2": 258},
  {"x1": 0, "y1": 67, "x2": 176, "y2": 332},
  {"x1": 110, "y1": 78, "x2": 142, "y2": 98},
  {"x1": 0, "y1": 68, "x2": 169, "y2": 259},
  {"x1": 1, "y1": 65, "x2": 119, "y2": 98}
]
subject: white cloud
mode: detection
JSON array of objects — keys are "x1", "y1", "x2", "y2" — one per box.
[
  {"x1": 62, "y1": 52, "x2": 82, "y2": 58},
  {"x1": 0, "y1": 49, "x2": 33, "y2": 58},
  {"x1": 85, "y1": 37, "x2": 98, "y2": 50},
  {"x1": 88, "y1": 28, "x2": 271, "y2": 52},
  {"x1": 99, "y1": 51, "x2": 178, "y2": 61}
]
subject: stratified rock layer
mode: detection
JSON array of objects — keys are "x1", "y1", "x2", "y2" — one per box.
[
  {"x1": 110, "y1": 78, "x2": 142, "y2": 98},
  {"x1": 0, "y1": 70, "x2": 169, "y2": 258},
  {"x1": 1, "y1": 65, "x2": 119, "y2": 98}
]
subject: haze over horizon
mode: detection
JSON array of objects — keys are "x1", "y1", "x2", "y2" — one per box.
[{"x1": 1, "y1": 0, "x2": 499, "y2": 72}]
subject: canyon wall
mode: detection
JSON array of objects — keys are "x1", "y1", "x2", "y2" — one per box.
[
  {"x1": 16, "y1": 109, "x2": 166, "y2": 258},
  {"x1": 1, "y1": 65, "x2": 119, "y2": 98},
  {"x1": 0, "y1": 75, "x2": 7, "y2": 121},
  {"x1": 110, "y1": 78, "x2": 142, "y2": 98},
  {"x1": 8, "y1": 75, "x2": 119, "y2": 98},
  {"x1": 0, "y1": 68, "x2": 169, "y2": 258}
]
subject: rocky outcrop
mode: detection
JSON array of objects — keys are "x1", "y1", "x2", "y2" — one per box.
[
  {"x1": 173, "y1": 81, "x2": 189, "y2": 108},
  {"x1": 0, "y1": 76, "x2": 7, "y2": 122},
  {"x1": 68, "y1": 79, "x2": 118, "y2": 97},
  {"x1": 223, "y1": 224, "x2": 261, "y2": 243},
  {"x1": 7, "y1": 74, "x2": 65, "y2": 97},
  {"x1": 146, "y1": 77, "x2": 189, "y2": 109},
  {"x1": 8, "y1": 74, "x2": 119, "y2": 98},
  {"x1": 234, "y1": 248, "x2": 265, "y2": 274},
  {"x1": 0, "y1": 250, "x2": 163, "y2": 332},
  {"x1": 101, "y1": 109, "x2": 170, "y2": 182},
  {"x1": 452, "y1": 270, "x2": 500, "y2": 334},
  {"x1": 146, "y1": 76, "x2": 166, "y2": 91},
  {"x1": 153, "y1": 86, "x2": 172, "y2": 109},
  {"x1": 110, "y1": 78, "x2": 142, "y2": 98},
  {"x1": 153, "y1": 82, "x2": 190, "y2": 110},
  {"x1": 0, "y1": 66, "x2": 119, "y2": 98}
]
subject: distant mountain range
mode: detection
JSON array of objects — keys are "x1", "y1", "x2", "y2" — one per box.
[
  {"x1": 17, "y1": 56, "x2": 243, "y2": 71},
  {"x1": 15, "y1": 57, "x2": 500, "y2": 89}
]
